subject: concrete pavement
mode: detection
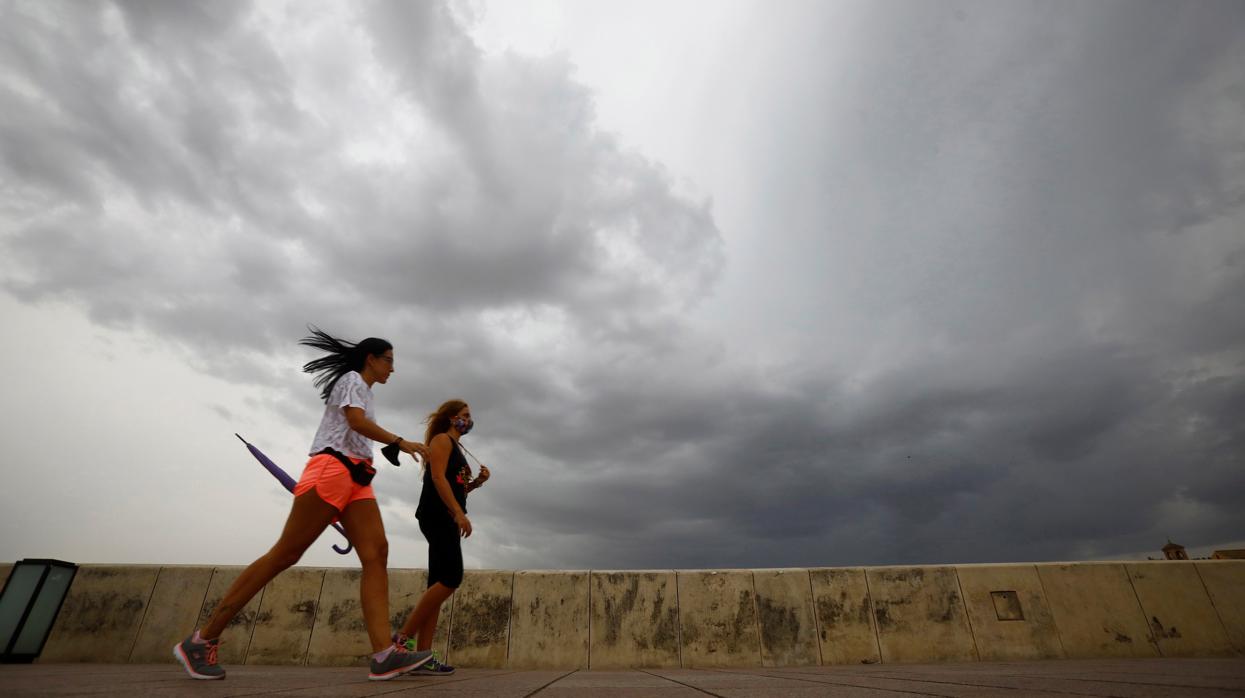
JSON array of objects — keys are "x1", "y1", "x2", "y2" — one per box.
[{"x1": 3, "y1": 658, "x2": 1244, "y2": 696}]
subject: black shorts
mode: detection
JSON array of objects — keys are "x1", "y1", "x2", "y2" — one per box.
[{"x1": 419, "y1": 517, "x2": 463, "y2": 589}]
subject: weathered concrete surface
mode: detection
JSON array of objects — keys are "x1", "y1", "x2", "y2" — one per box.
[
  {"x1": 508, "y1": 571, "x2": 589, "y2": 669},
  {"x1": 808, "y1": 567, "x2": 881, "y2": 665},
  {"x1": 956, "y1": 564, "x2": 1064, "y2": 661},
  {"x1": 245, "y1": 567, "x2": 325, "y2": 665},
  {"x1": 589, "y1": 571, "x2": 681, "y2": 669},
  {"x1": 447, "y1": 570, "x2": 513, "y2": 668},
  {"x1": 753, "y1": 569, "x2": 819, "y2": 667},
  {"x1": 1037, "y1": 562, "x2": 1158, "y2": 658},
  {"x1": 0, "y1": 561, "x2": 11, "y2": 644},
  {"x1": 304, "y1": 568, "x2": 369, "y2": 667},
  {"x1": 1127, "y1": 561, "x2": 1235, "y2": 657},
  {"x1": 677, "y1": 570, "x2": 760, "y2": 667},
  {"x1": 1196, "y1": 561, "x2": 1245, "y2": 654},
  {"x1": 14, "y1": 560, "x2": 1245, "y2": 670},
  {"x1": 387, "y1": 568, "x2": 451, "y2": 655},
  {"x1": 0, "y1": 562, "x2": 13, "y2": 645},
  {"x1": 195, "y1": 566, "x2": 265, "y2": 665},
  {"x1": 867, "y1": 566, "x2": 977, "y2": 663},
  {"x1": 39, "y1": 565, "x2": 160, "y2": 663},
  {"x1": 306, "y1": 568, "x2": 457, "y2": 666},
  {"x1": 128, "y1": 566, "x2": 214, "y2": 663}
]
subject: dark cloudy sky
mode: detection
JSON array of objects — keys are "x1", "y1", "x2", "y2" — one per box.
[{"x1": 2, "y1": 0, "x2": 1243, "y2": 571}]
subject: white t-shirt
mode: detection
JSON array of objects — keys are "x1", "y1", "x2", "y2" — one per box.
[{"x1": 309, "y1": 371, "x2": 375, "y2": 460}]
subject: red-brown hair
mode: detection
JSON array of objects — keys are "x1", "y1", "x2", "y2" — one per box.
[{"x1": 424, "y1": 399, "x2": 468, "y2": 448}]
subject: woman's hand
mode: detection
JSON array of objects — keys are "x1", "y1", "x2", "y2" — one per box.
[
  {"x1": 400, "y1": 439, "x2": 430, "y2": 463},
  {"x1": 474, "y1": 465, "x2": 490, "y2": 487},
  {"x1": 454, "y1": 512, "x2": 473, "y2": 538}
]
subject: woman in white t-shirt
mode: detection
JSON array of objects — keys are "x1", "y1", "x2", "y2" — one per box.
[{"x1": 174, "y1": 328, "x2": 436, "y2": 682}]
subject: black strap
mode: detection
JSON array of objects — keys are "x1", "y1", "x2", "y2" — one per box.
[{"x1": 316, "y1": 447, "x2": 376, "y2": 486}]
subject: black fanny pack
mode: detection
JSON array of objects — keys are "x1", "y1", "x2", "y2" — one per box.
[{"x1": 316, "y1": 448, "x2": 376, "y2": 486}]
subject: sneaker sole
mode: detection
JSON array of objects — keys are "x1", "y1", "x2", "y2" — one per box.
[
  {"x1": 368, "y1": 652, "x2": 433, "y2": 681},
  {"x1": 172, "y1": 644, "x2": 225, "y2": 680}
]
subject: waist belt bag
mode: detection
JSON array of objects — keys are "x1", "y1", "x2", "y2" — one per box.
[{"x1": 317, "y1": 448, "x2": 376, "y2": 486}]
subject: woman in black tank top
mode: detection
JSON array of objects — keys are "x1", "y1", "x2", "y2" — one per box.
[
  {"x1": 395, "y1": 400, "x2": 490, "y2": 674},
  {"x1": 415, "y1": 434, "x2": 471, "y2": 527}
]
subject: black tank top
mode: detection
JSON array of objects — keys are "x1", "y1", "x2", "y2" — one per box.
[{"x1": 415, "y1": 437, "x2": 469, "y2": 524}]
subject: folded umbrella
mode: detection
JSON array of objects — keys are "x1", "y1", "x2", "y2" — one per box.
[{"x1": 235, "y1": 433, "x2": 352, "y2": 555}]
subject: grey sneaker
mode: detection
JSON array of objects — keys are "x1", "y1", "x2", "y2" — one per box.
[
  {"x1": 173, "y1": 632, "x2": 225, "y2": 680},
  {"x1": 368, "y1": 646, "x2": 432, "y2": 681},
  {"x1": 392, "y1": 634, "x2": 455, "y2": 676}
]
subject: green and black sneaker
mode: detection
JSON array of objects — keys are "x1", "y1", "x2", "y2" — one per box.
[
  {"x1": 393, "y1": 633, "x2": 455, "y2": 675},
  {"x1": 413, "y1": 651, "x2": 455, "y2": 675}
]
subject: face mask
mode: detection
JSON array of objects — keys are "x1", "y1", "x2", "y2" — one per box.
[{"x1": 452, "y1": 416, "x2": 473, "y2": 435}]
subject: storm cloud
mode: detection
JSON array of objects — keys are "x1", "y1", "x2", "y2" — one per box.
[{"x1": 1, "y1": 0, "x2": 1242, "y2": 570}]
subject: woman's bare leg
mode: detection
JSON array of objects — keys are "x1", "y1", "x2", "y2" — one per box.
[
  {"x1": 415, "y1": 591, "x2": 446, "y2": 652},
  {"x1": 400, "y1": 583, "x2": 455, "y2": 651},
  {"x1": 338, "y1": 498, "x2": 391, "y2": 652},
  {"x1": 200, "y1": 491, "x2": 339, "y2": 640}
]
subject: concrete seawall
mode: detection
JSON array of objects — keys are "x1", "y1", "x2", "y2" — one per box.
[{"x1": 15, "y1": 561, "x2": 1244, "y2": 668}]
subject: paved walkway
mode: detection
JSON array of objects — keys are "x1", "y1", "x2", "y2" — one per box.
[{"x1": 2, "y1": 658, "x2": 1243, "y2": 696}]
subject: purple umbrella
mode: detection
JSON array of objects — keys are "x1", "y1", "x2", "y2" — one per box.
[{"x1": 235, "y1": 434, "x2": 352, "y2": 555}]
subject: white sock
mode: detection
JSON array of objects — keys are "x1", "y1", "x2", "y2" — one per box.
[{"x1": 373, "y1": 645, "x2": 394, "y2": 661}]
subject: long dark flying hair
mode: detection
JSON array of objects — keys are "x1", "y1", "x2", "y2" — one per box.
[{"x1": 300, "y1": 326, "x2": 393, "y2": 402}]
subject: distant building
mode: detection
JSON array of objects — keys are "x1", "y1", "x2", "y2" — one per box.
[
  {"x1": 1162, "y1": 540, "x2": 1189, "y2": 560},
  {"x1": 1210, "y1": 549, "x2": 1245, "y2": 560}
]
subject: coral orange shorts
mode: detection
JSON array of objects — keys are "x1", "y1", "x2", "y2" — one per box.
[{"x1": 294, "y1": 453, "x2": 376, "y2": 512}]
